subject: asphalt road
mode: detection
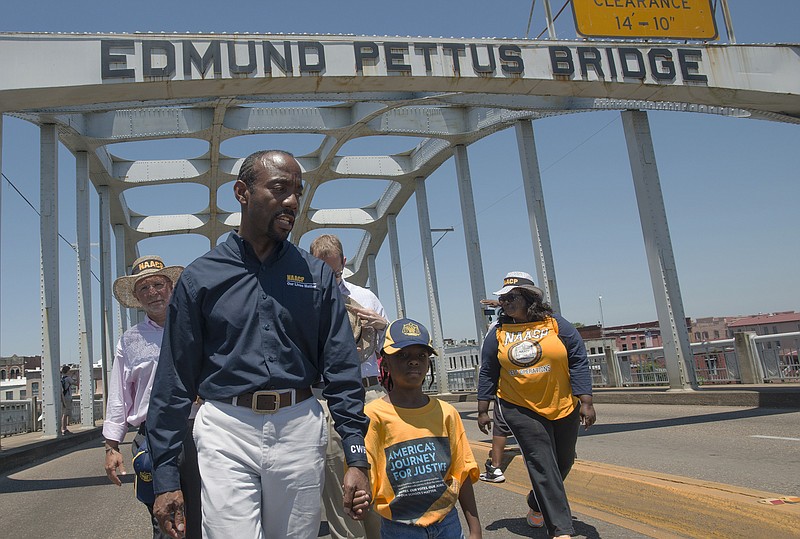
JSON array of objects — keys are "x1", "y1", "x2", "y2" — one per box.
[
  {"x1": 452, "y1": 401, "x2": 800, "y2": 496},
  {"x1": 3, "y1": 401, "x2": 798, "y2": 538},
  {"x1": 0, "y1": 433, "x2": 151, "y2": 538},
  {"x1": 0, "y1": 433, "x2": 662, "y2": 539}
]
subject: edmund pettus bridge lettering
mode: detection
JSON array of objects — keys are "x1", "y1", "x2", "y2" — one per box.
[{"x1": 100, "y1": 39, "x2": 709, "y2": 85}]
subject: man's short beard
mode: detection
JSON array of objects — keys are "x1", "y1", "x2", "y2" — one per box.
[{"x1": 267, "y1": 210, "x2": 295, "y2": 242}]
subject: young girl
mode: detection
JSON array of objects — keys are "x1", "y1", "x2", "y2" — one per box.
[{"x1": 363, "y1": 317, "x2": 482, "y2": 539}]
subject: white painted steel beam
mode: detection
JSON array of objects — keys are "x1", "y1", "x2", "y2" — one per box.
[
  {"x1": 39, "y1": 124, "x2": 61, "y2": 437},
  {"x1": 113, "y1": 159, "x2": 210, "y2": 184},
  {"x1": 0, "y1": 117, "x2": 3, "y2": 396},
  {"x1": 622, "y1": 110, "x2": 697, "y2": 391},
  {"x1": 515, "y1": 120, "x2": 560, "y2": 312},
  {"x1": 367, "y1": 254, "x2": 379, "y2": 300},
  {"x1": 113, "y1": 224, "x2": 128, "y2": 335},
  {"x1": 415, "y1": 178, "x2": 449, "y2": 394},
  {"x1": 75, "y1": 152, "x2": 95, "y2": 426},
  {"x1": 387, "y1": 214, "x2": 406, "y2": 319},
  {"x1": 97, "y1": 186, "x2": 115, "y2": 409},
  {"x1": 81, "y1": 108, "x2": 213, "y2": 140},
  {"x1": 453, "y1": 145, "x2": 488, "y2": 342}
]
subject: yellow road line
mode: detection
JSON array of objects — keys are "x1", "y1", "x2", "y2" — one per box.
[{"x1": 469, "y1": 441, "x2": 800, "y2": 538}]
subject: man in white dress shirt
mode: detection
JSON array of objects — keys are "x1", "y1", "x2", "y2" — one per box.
[
  {"x1": 310, "y1": 234, "x2": 388, "y2": 539},
  {"x1": 102, "y1": 255, "x2": 201, "y2": 539}
]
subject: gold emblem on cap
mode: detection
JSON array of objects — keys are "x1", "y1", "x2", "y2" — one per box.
[
  {"x1": 401, "y1": 322, "x2": 421, "y2": 337},
  {"x1": 504, "y1": 277, "x2": 519, "y2": 285}
]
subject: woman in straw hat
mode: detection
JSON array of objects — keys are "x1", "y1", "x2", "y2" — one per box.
[{"x1": 476, "y1": 271, "x2": 596, "y2": 539}]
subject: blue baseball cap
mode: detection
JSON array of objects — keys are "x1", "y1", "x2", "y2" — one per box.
[
  {"x1": 132, "y1": 437, "x2": 155, "y2": 505},
  {"x1": 382, "y1": 318, "x2": 437, "y2": 356}
]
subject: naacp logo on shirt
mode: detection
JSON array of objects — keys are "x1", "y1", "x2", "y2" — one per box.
[
  {"x1": 508, "y1": 340, "x2": 543, "y2": 367},
  {"x1": 286, "y1": 274, "x2": 317, "y2": 289}
]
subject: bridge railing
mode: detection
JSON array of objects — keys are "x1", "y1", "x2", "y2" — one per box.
[
  {"x1": 427, "y1": 331, "x2": 799, "y2": 392},
  {"x1": 0, "y1": 398, "x2": 104, "y2": 437},
  {"x1": 752, "y1": 332, "x2": 800, "y2": 382},
  {"x1": 3, "y1": 333, "x2": 797, "y2": 436}
]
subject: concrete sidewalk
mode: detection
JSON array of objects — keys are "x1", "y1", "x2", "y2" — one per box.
[
  {"x1": 591, "y1": 383, "x2": 800, "y2": 408},
  {"x1": 436, "y1": 383, "x2": 800, "y2": 409},
  {"x1": 0, "y1": 422, "x2": 102, "y2": 474}
]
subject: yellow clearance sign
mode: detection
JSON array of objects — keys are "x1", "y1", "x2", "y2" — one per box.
[{"x1": 572, "y1": 0, "x2": 718, "y2": 40}]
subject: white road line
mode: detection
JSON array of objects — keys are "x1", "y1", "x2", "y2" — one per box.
[{"x1": 750, "y1": 435, "x2": 800, "y2": 442}]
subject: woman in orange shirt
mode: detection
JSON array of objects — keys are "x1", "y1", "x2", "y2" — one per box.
[{"x1": 477, "y1": 271, "x2": 596, "y2": 539}]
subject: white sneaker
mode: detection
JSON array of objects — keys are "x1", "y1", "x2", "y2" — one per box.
[{"x1": 479, "y1": 461, "x2": 505, "y2": 483}]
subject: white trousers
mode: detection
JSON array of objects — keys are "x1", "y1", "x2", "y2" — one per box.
[{"x1": 194, "y1": 397, "x2": 327, "y2": 539}]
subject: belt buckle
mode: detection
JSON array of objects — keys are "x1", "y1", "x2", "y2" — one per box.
[{"x1": 251, "y1": 390, "x2": 282, "y2": 414}]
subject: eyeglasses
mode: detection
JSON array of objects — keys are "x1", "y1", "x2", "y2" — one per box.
[{"x1": 498, "y1": 293, "x2": 523, "y2": 304}]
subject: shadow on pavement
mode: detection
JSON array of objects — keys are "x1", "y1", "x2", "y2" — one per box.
[
  {"x1": 0, "y1": 472, "x2": 134, "y2": 493},
  {"x1": 485, "y1": 517, "x2": 599, "y2": 538},
  {"x1": 457, "y1": 406, "x2": 796, "y2": 438},
  {"x1": 576, "y1": 406, "x2": 797, "y2": 437}
]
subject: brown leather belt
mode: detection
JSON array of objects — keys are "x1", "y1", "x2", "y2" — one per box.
[
  {"x1": 231, "y1": 387, "x2": 313, "y2": 414},
  {"x1": 362, "y1": 375, "x2": 380, "y2": 388}
]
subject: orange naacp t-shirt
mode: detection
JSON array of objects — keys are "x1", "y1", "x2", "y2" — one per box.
[{"x1": 495, "y1": 317, "x2": 578, "y2": 420}]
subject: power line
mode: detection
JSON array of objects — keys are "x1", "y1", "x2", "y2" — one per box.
[
  {"x1": 477, "y1": 114, "x2": 620, "y2": 216},
  {"x1": 398, "y1": 115, "x2": 620, "y2": 272},
  {"x1": 536, "y1": 0, "x2": 571, "y2": 40},
  {"x1": 2, "y1": 172, "x2": 102, "y2": 284}
]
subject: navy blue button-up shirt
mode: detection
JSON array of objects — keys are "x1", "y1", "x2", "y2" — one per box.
[{"x1": 148, "y1": 232, "x2": 368, "y2": 494}]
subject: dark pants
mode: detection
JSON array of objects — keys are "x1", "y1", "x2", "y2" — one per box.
[
  {"x1": 134, "y1": 421, "x2": 202, "y2": 539},
  {"x1": 178, "y1": 420, "x2": 202, "y2": 539},
  {"x1": 500, "y1": 400, "x2": 580, "y2": 537}
]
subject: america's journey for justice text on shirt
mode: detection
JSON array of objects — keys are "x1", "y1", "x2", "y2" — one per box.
[{"x1": 365, "y1": 397, "x2": 478, "y2": 526}]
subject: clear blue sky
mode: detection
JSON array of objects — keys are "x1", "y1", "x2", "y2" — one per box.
[{"x1": 1, "y1": 1, "x2": 798, "y2": 360}]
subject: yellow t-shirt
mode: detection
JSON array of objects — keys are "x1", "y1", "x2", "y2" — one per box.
[
  {"x1": 365, "y1": 397, "x2": 479, "y2": 526},
  {"x1": 495, "y1": 317, "x2": 578, "y2": 420}
]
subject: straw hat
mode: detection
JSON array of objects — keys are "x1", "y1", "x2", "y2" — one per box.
[{"x1": 113, "y1": 255, "x2": 183, "y2": 309}]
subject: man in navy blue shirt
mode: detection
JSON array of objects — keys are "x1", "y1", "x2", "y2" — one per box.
[{"x1": 148, "y1": 150, "x2": 371, "y2": 539}]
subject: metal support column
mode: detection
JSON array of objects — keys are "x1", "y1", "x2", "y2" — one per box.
[
  {"x1": 515, "y1": 120, "x2": 561, "y2": 312},
  {"x1": 113, "y1": 224, "x2": 128, "y2": 334},
  {"x1": 0, "y1": 116, "x2": 3, "y2": 380},
  {"x1": 0, "y1": 117, "x2": 3, "y2": 449},
  {"x1": 387, "y1": 214, "x2": 406, "y2": 319},
  {"x1": 719, "y1": 0, "x2": 737, "y2": 43},
  {"x1": 621, "y1": 110, "x2": 697, "y2": 391},
  {"x1": 415, "y1": 178, "x2": 449, "y2": 394},
  {"x1": 75, "y1": 152, "x2": 95, "y2": 426},
  {"x1": 543, "y1": 0, "x2": 558, "y2": 39},
  {"x1": 97, "y1": 186, "x2": 114, "y2": 408},
  {"x1": 40, "y1": 124, "x2": 62, "y2": 436},
  {"x1": 453, "y1": 145, "x2": 488, "y2": 342},
  {"x1": 367, "y1": 253, "x2": 380, "y2": 298}
]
